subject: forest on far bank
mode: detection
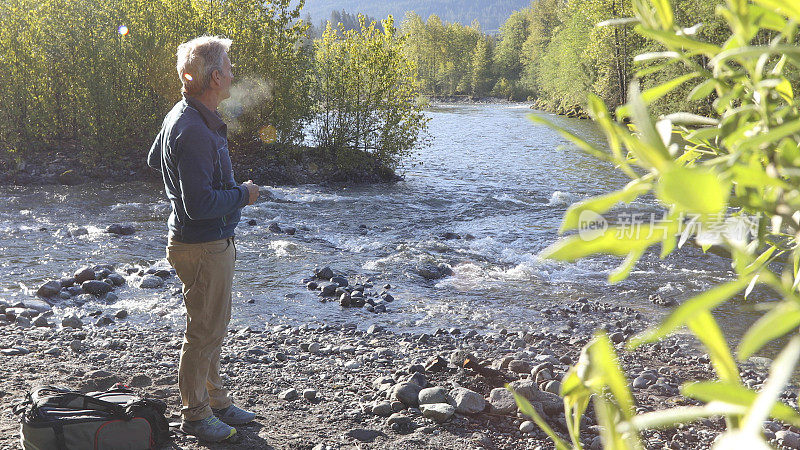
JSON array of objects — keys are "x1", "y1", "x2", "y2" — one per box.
[
  {"x1": 396, "y1": 0, "x2": 742, "y2": 116},
  {"x1": 299, "y1": 0, "x2": 531, "y2": 33}
]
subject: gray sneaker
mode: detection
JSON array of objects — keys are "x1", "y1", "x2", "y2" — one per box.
[
  {"x1": 181, "y1": 415, "x2": 237, "y2": 442},
  {"x1": 212, "y1": 404, "x2": 256, "y2": 425}
]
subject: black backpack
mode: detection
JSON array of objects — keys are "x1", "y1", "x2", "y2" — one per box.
[{"x1": 13, "y1": 385, "x2": 171, "y2": 450}]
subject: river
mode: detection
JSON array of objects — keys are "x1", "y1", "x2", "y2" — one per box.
[{"x1": 0, "y1": 103, "x2": 767, "y2": 344}]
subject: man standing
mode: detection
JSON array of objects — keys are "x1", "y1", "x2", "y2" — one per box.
[{"x1": 147, "y1": 35, "x2": 259, "y2": 442}]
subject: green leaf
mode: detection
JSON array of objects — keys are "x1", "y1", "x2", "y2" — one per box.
[
  {"x1": 593, "y1": 397, "x2": 639, "y2": 449},
  {"x1": 688, "y1": 79, "x2": 718, "y2": 101},
  {"x1": 750, "y1": 4, "x2": 789, "y2": 31},
  {"x1": 633, "y1": 51, "x2": 679, "y2": 63},
  {"x1": 586, "y1": 94, "x2": 632, "y2": 172},
  {"x1": 609, "y1": 249, "x2": 645, "y2": 284},
  {"x1": 597, "y1": 17, "x2": 641, "y2": 27},
  {"x1": 742, "y1": 246, "x2": 777, "y2": 276},
  {"x1": 617, "y1": 72, "x2": 700, "y2": 119},
  {"x1": 634, "y1": 56, "x2": 685, "y2": 77},
  {"x1": 752, "y1": 0, "x2": 800, "y2": 23},
  {"x1": 510, "y1": 388, "x2": 570, "y2": 450},
  {"x1": 683, "y1": 381, "x2": 800, "y2": 427},
  {"x1": 792, "y1": 251, "x2": 800, "y2": 291},
  {"x1": 686, "y1": 127, "x2": 720, "y2": 142},
  {"x1": 738, "y1": 302, "x2": 800, "y2": 359},
  {"x1": 776, "y1": 77, "x2": 794, "y2": 102},
  {"x1": 744, "y1": 274, "x2": 760, "y2": 299},
  {"x1": 730, "y1": 165, "x2": 793, "y2": 190},
  {"x1": 650, "y1": 0, "x2": 674, "y2": 29},
  {"x1": 629, "y1": 276, "x2": 753, "y2": 347},
  {"x1": 742, "y1": 336, "x2": 800, "y2": 434},
  {"x1": 738, "y1": 120, "x2": 800, "y2": 152},
  {"x1": 622, "y1": 403, "x2": 746, "y2": 432},
  {"x1": 589, "y1": 333, "x2": 635, "y2": 418},
  {"x1": 528, "y1": 113, "x2": 619, "y2": 165},
  {"x1": 627, "y1": 81, "x2": 671, "y2": 168},
  {"x1": 560, "y1": 180, "x2": 652, "y2": 233},
  {"x1": 656, "y1": 166, "x2": 730, "y2": 215},
  {"x1": 710, "y1": 45, "x2": 800, "y2": 69},
  {"x1": 636, "y1": 26, "x2": 722, "y2": 55},
  {"x1": 540, "y1": 225, "x2": 667, "y2": 262},
  {"x1": 687, "y1": 311, "x2": 740, "y2": 382},
  {"x1": 661, "y1": 112, "x2": 718, "y2": 126}
]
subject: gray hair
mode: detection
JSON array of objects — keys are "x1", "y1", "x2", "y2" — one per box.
[{"x1": 176, "y1": 35, "x2": 232, "y2": 95}]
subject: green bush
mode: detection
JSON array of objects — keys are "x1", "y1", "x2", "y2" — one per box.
[
  {"x1": 0, "y1": 0, "x2": 426, "y2": 172},
  {"x1": 0, "y1": 0, "x2": 197, "y2": 161},
  {"x1": 209, "y1": 0, "x2": 312, "y2": 148},
  {"x1": 516, "y1": 0, "x2": 800, "y2": 447},
  {"x1": 312, "y1": 15, "x2": 429, "y2": 169}
]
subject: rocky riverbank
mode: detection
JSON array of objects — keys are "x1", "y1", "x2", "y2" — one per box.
[
  {"x1": 427, "y1": 96, "x2": 519, "y2": 105},
  {"x1": 0, "y1": 144, "x2": 400, "y2": 187},
  {"x1": 1, "y1": 277, "x2": 795, "y2": 449},
  {"x1": 529, "y1": 99, "x2": 590, "y2": 119}
]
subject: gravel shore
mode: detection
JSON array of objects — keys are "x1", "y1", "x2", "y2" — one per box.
[{"x1": 2, "y1": 287, "x2": 793, "y2": 449}]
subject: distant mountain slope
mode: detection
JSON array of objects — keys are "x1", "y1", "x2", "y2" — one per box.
[{"x1": 298, "y1": 0, "x2": 532, "y2": 33}]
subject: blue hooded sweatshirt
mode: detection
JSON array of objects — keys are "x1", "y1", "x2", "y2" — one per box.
[{"x1": 147, "y1": 94, "x2": 249, "y2": 244}]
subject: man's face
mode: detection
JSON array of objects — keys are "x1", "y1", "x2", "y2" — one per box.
[{"x1": 218, "y1": 52, "x2": 234, "y2": 100}]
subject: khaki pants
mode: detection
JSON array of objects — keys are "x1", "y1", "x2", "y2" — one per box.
[{"x1": 166, "y1": 236, "x2": 235, "y2": 421}]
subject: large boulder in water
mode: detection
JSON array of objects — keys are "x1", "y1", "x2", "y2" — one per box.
[
  {"x1": 106, "y1": 273, "x2": 126, "y2": 286},
  {"x1": 138, "y1": 275, "x2": 164, "y2": 289},
  {"x1": 73, "y1": 266, "x2": 95, "y2": 284},
  {"x1": 36, "y1": 281, "x2": 62, "y2": 298},
  {"x1": 415, "y1": 264, "x2": 443, "y2": 280},
  {"x1": 106, "y1": 224, "x2": 135, "y2": 235},
  {"x1": 82, "y1": 280, "x2": 113, "y2": 296},
  {"x1": 314, "y1": 266, "x2": 334, "y2": 280},
  {"x1": 319, "y1": 282, "x2": 338, "y2": 296},
  {"x1": 415, "y1": 263, "x2": 453, "y2": 280}
]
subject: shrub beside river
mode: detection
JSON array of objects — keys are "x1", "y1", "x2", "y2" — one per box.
[{"x1": 0, "y1": 0, "x2": 426, "y2": 184}]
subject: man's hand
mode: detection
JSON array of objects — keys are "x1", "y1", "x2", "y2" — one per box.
[{"x1": 242, "y1": 180, "x2": 259, "y2": 205}]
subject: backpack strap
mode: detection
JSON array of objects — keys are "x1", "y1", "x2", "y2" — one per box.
[{"x1": 30, "y1": 385, "x2": 128, "y2": 418}]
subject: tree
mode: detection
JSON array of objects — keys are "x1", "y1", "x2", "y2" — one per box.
[
  {"x1": 519, "y1": 0, "x2": 562, "y2": 96},
  {"x1": 212, "y1": 0, "x2": 312, "y2": 147},
  {"x1": 471, "y1": 36, "x2": 494, "y2": 97},
  {"x1": 494, "y1": 10, "x2": 529, "y2": 83},
  {"x1": 400, "y1": 12, "x2": 484, "y2": 96},
  {"x1": 535, "y1": 5, "x2": 594, "y2": 109},
  {"x1": 312, "y1": 15, "x2": 429, "y2": 168}
]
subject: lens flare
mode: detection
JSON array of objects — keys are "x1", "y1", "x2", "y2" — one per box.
[
  {"x1": 117, "y1": 25, "x2": 129, "y2": 36},
  {"x1": 258, "y1": 125, "x2": 277, "y2": 144},
  {"x1": 183, "y1": 73, "x2": 193, "y2": 81}
]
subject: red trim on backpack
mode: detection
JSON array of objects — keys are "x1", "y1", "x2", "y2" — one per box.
[{"x1": 94, "y1": 417, "x2": 152, "y2": 450}]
